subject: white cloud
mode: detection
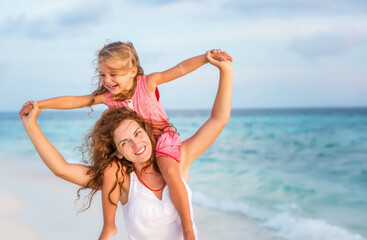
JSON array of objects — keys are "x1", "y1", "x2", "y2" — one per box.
[
  {"x1": 290, "y1": 31, "x2": 366, "y2": 58},
  {"x1": 0, "y1": 0, "x2": 366, "y2": 110},
  {"x1": 0, "y1": 0, "x2": 109, "y2": 39},
  {"x1": 223, "y1": 0, "x2": 367, "y2": 17}
]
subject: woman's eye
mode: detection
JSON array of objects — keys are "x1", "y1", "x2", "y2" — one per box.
[
  {"x1": 121, "y1": 141, "x2": 127, "y2": 146},
  {"x1": 135, "y1": 131, "x2": 141, "y2": 136}
]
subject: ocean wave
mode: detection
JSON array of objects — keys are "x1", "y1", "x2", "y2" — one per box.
[
  {"x1": 192, "y1": 191, "x2": 366, "y2": 240},
  {"x1": 263, "y1": 212, "x2": 365, "y2": 240}
]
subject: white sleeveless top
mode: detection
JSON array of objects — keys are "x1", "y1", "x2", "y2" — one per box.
[{"x1": 121, "y1": 172, "x2": 198, "y2": 240}]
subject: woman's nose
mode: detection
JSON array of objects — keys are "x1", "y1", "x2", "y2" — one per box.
[{"x1": 130, "y1": 140, "x2": 139, "y2": 150}]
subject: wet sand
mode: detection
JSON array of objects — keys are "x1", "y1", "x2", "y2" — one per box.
[{"x1": 0, "y1": 155, "x2": 283, "y2": 240}]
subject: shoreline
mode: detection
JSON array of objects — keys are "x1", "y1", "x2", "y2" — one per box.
[{"x1": 0, "y1": 154, "x2": 283, "y2": 240}]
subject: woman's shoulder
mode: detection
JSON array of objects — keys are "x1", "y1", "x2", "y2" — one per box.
[
  {"x1": 103, "y1": 161, "x2": 127, "y2": 181},
  {"x1": 104, "y1": 161, "x2": 131, "y2": 197}
]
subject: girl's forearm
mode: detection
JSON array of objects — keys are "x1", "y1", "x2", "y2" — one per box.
[
  {"x1": 38, "y1": 95, "x2": 93, "y2": 109},
  {"x1": 175, "y1": 54, "x2": 208, "y2": 76}
]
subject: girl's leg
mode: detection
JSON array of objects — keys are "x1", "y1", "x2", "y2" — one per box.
[{"x1": 156, "y1": 156, "x2": 195, "y2": 240}]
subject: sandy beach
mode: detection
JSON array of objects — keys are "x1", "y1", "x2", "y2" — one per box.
[{"x1": 0, "y1": 154, "x2": 284, "y2": 240}]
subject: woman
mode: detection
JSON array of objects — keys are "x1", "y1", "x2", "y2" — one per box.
[{"x1": 21, "y1": 52, "x2": 232, "y2": 240}]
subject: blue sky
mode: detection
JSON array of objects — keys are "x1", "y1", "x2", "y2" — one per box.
[{"x1": 0, "y1": 0, "x2": 366, "y2": 111}]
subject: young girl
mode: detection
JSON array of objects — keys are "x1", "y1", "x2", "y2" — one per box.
[{"x1": 19, "y1": 41, "x2": 231, "y2": 240}]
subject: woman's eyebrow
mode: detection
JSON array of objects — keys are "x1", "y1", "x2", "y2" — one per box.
[
  {"x1": 118, "y1": 127, "x2": 140, "y2": 145},
  {"x1": 133, "y1": 127, "x2": 141, "y2": 135}
]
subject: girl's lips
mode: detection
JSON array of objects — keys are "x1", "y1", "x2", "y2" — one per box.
[
  {"x1": 108, "y1": 84, "x2": 118, "y2": 90},
  {"x1": 135, "y1": 146, "x2": 146, "y2": 155}
]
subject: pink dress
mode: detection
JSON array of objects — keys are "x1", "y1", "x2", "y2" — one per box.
[{"x1": 105, "y1": 74, "x2": 181, "y2": 162}]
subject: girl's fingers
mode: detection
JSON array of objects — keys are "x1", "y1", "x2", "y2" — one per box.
[
  {"x1": 211, "y1": 51, "x2": 232, "y2": 63},
  {"x1": 210, "y1": 49, "x2": 222, "y2": 54},
  {"x1": 20, "y1": 101, "x2": 38, "y2": 119}
]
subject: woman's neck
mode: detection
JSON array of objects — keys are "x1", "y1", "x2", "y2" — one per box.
[{"x1": 134, "y1": 163, "x2": 159, "y2": 176}]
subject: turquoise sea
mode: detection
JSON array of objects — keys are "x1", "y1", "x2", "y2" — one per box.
[{"x1": 1, "y1": 108, "x2": 366, "y2": 240}]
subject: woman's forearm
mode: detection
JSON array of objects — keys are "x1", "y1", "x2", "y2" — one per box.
[
  {"x1": 210, "y1": 65, "x2": 233, "y2": 125},
  {"x1": 24, "y1": 122, "x2": 91, "y2": 187}
]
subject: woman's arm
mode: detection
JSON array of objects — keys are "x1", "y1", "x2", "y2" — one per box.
[
  {"x1": 179, "y1": 52, "x2": 233, "y2": 178},
  {"x1": 21, "y1": 101, "x2": 92, "y2": 187}
]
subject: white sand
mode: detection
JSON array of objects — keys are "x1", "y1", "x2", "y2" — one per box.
[{"x1": 0, "y1": 155, "x2": 284, "y2": 240}]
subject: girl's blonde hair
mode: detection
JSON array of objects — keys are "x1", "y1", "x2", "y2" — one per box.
[{"x1": 90, "y1": 41, "x2": 144, "y2": 107}]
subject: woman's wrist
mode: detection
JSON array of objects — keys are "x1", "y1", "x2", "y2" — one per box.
[
  {"x1": 218, "y1": 62, "x2": 233, "y2": 72},
  {"x1": 23, "y1": 120, "x2": 38, "y2": 132}
]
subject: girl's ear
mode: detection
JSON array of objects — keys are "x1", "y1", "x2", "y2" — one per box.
[{"x1": 130, "y1": 67, "x2": 138, "y2": 78}]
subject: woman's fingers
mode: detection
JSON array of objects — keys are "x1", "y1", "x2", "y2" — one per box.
[
  {"x1": 22, "y1": 101, "x2": 41, "y2": 123},
  {"x1": 20, "y1": 101, "x2": 34, "y2": 119}
]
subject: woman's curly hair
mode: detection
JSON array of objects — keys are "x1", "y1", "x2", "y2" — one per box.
[{"x1": 77, "y1": 107, "x2": 173, "y2": 211}]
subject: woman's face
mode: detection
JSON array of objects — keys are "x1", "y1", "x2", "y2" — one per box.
[{"x1": 113, "y1": 119, "x2": 152, "y2": 165}]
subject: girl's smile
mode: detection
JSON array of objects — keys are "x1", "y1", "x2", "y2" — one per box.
[{"x1": 99, "y1": 60, "x2": 137, "y2": 95}]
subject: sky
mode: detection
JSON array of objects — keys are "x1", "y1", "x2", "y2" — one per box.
[{"x1": 0, "y1": 0, "x2": 366, "y2": 111}]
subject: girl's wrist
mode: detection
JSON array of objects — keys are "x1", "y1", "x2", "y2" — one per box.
[
  {"x1": 202, "y1": 53, "x2": 210, "y2": 63},
  {"x1": 36, "y1": 101, "x2": 44, "y2": 109}
]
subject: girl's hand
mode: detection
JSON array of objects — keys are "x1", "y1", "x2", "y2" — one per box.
[
  {"x1": 206, "y1": 50, "x2": 233, "y2": 71},
  {"x1": 208, "y1": 49, "x2": 232, "y2": 62},
  {"x1": 21, "y1": 101, "x2": 42, "y2": 128},
  {"x1": 19, "y1": 101, "x2": 34, "y2": 119}
]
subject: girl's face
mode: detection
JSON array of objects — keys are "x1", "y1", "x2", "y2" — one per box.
[
  {"x1": 113, "y1": 119, "x2": 152, "y2": 167},
  {"x1": 99, "y1": 59, "x2": 137, "y2": 95}
]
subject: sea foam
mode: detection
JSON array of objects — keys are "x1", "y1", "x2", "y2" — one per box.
[{"x1": 193, "y1": 191, "x2": 366, "y2": 240}]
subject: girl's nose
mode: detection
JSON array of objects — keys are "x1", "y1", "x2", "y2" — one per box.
[{"x1": 103, "y1": 76, "x2": 112, "y2": 84}]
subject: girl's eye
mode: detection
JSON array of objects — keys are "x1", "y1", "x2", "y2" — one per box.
[
  {"x1": 121, "y1": 141, "x2": 127, "y2": 147},
  {"x1": 135, "y1": 131, "x2": 141, "y2": 137}
]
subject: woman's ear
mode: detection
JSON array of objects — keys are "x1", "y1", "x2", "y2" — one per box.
[{"x1": 114, "y1": 151, "x2": 123, "y2": 159}]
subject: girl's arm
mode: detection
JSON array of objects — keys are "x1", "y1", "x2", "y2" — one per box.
[
  {"x1": 37, "y1": 94, "x2": 104, "y2": 109},
  {"x1": 146, "y1": 50, "x2": 232, "y2": 93},
  {"x1": 20, "y1": 94, "x2": 106, "y2": 118},
  {"x1": 21, "y1": 101, "x2": 92, "y2": 187},
  {"x1": 179, "y1": 53, "x2": 233, "y2": 179}
]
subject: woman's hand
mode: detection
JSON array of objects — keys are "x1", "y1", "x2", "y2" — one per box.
[
  {"x1": 206, "y1": 50, "x2": 233, "y2": 71},
  {"x1": 19, "y1": 101, "x2": 34, "y2": 119},
  {"x1": 208, "y1": 49, "x2": 232, "y2": 63},
  {"x1": 21, "y1": 101, "x2": 41, "y2": 129}
]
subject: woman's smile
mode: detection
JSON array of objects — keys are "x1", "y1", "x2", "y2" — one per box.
[{"x1": 135, "y1": 146, "x2": 146, "y2": 155}]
